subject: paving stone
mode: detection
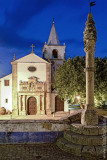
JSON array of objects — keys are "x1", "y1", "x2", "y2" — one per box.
[{"x1": 0, "y1": 143, "x2": 89, "y2": 160}]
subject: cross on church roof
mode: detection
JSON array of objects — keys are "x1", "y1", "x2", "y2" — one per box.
[
  {"x1": 30, "y1": 44, "x2": 35, "y2": 53},
  {"x1": 53, "y1": 17, "x2": 55, "y2": 23}
]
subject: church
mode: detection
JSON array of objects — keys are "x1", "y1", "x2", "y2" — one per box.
[{"x1": 0, "y1": 20, "x2": 67, "y2": 115}]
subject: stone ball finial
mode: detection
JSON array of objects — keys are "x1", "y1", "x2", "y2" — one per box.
[
  {"x1": 84, "y1": 13, "x2": 97, "y2": 42},
  {"x1": 13, "y1": 53, "x2": 16, "y2": 61}
]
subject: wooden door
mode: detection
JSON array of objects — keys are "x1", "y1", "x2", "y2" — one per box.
[
  {"x1": 28, "y1": 97, "x2": 37, "y2": 115},
  {"x1": 55, "y1": 96, "x2": 64, "y2": 112}
]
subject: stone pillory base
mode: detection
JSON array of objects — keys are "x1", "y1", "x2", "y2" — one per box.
[{"x1": 57, "y1": 123, "x2": 107, "y2": 159}]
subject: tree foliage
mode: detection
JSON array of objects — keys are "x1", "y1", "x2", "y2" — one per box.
[
  {"x1": 53, "y1": 56, "x2": 107, "y2": 107},
  {"x1": 94, "y1": 57, "x2": 107, "y2": 106},
  {"x1": 53, "y1": 56, "x2": 86, "y2": 104}
]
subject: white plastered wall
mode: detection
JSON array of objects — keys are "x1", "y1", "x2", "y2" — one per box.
[
  {"x1": 0, "y1": 74, "x2": 12, "y2": 111},
  {"x1": 17, "y1": 63, "x2": 47, "y2": 91}
]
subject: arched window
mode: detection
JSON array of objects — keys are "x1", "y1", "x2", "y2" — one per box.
[{"x1": 52, "y1": 49, "x2": 58, "y2": 58}]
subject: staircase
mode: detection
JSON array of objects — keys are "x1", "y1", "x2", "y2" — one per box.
[
  {"x1": 54, "y1": 111, "x2": 70, "y2": 117},
  {"x1": 56, "y1": 123, "x2": 107, "y2": 159}
]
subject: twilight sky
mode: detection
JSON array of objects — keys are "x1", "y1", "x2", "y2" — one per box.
[{"x1": 0, "y1": 0, "x2": 107, "y2": 78}]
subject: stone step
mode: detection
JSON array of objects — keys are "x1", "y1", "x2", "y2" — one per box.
[
  {"x1": 56, "y1": 137, "x2": 107, "y2": 158},
  {"x1": 54, "y1": 112, "x2": 69, "y2": 117},
  {"x1": 55, "y1": 111, "x2": 69, "y2": 114},
  {"x1": 64, "y1": 130, "x2": 106, "y2": 146},
  {"x1": 56, "y1": 137, "x2": 82, "y2": 156},
  {"x1": 70, "y1": 123, "x2": 107, "y2": 135}
]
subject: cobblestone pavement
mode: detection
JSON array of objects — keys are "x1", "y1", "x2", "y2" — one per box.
[
  {"x1": 0, "y1": 110, "x2": 82, "y2": 121},
  {"x1": 0, "y1": 143, "x2": 93, "y2": 160}
]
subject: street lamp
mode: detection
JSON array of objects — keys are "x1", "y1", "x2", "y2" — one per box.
[{"x1": 76, "y1": 95, "x2": 80, "y2": 100}]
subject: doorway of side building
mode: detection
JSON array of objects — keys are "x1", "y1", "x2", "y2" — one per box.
[
  {"x1": 55, "y1": 96, "x2": 64, "y2": 112},
  {"x1": 27, "y1": 97, "x2": 37, "y2": 115}
]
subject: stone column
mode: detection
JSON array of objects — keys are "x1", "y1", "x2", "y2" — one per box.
[
  {"x1": 19, "y1": 96, "x2": 21, "y2": 115},
  {"x1": 11, "y1": 62, "x2": 18, "y2": 115},
  {"x1": 81, "y1": 13, "x2": 98, "y2": 125},
  {"x1": 21, "y1": 95, "x2": 26, "y2": 115},
  {"x1": 41, "y1": 96, "x2": 45, "y2": 115},
  {"x1": 46, "y1": 63, "x2": 51, "y2": 115},
  {"x1": 25, "y1": 95, "x2": 27, "y2": 115},
  {"x1": 37, "y1": 96, "x2": 40, "y2": 114}
]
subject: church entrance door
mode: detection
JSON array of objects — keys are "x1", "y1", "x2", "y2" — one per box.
[
  {"x1": 55, "y1": 96, "x2": 64, "y2": 112},
  {"x1": 27, "y1": 97, "x2": 37, "y2": 115}
]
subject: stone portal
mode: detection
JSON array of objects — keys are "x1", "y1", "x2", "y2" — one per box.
[
  {"x1": 18, "y1": 77, "x2": 45, "y2": 115},
  {"x1": 27, "y1": 97, "x2": 37, "y2": 115},
  {"x1": 55, "y1": 96, "x2": 64, "y2": 112}
]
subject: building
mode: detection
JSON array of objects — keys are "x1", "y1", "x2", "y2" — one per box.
[{"x1": 0, "y1": 20, "x2": 67, "y2": 115}]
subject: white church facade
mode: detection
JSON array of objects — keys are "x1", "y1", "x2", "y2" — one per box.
[{"x1": 0, "y1": 20, "x2": 68, "y2": 115}]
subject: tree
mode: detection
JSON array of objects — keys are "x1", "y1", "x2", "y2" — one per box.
[
  {"x1": 53, "y1": 56, "x2": 86, "y2": 104},
  {"x1": 53, "y1": 56, "x2": 107, "y2": 107},
  {"x1": 94, "y1": 57, "x2": 107, "y2": 106}
]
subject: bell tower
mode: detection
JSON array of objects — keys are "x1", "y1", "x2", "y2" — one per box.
[{"x1": 42, "y1": 19, "x2": 66, "y2": 82}]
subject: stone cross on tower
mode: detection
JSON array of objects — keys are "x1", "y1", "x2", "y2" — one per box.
[
  {"x1": 53, "y1": 17, "x2": 55, "y2": 23},
  {"x1": 81, "y1": 13, "x2": 98, "y2": 125},
  {"x1": 30, "y1": 44, "x2": 35, "y2": 53}
]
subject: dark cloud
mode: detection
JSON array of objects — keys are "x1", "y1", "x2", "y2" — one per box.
[
  {"x1": 54, "y1": 0, "x2": 86, "y2": 9},
  {"x1": 4, "y1": 0, "x2": 53, "y2": 29},
  {"x1": 78, "y1": 12, "x2": 88, "y2": 23},
  {"x1": 101, "y1": 49, "x2": 107, "y2": 54},
  {"x1": 64, "y1": 0, "x2": 86, "y2": 8},
  {"x1": 61, "y1": 39, "x2": 83, "y2": 47},
  {"x1": 3, "y1": 0, "x2": 87, "y2": 29},
  {"x1": 0, "y1": 26, "x2": 44, "y2": 49}
]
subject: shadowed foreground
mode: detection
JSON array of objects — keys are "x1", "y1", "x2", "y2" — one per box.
[{"x1": 0, "y1": 143, "x2": 95, "y2": 160}]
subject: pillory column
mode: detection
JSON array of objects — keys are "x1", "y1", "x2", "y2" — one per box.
[{"x1": 81, "y1": 13, "x2": 98, "y2": 125}]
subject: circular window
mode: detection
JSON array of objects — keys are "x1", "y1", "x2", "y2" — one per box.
[{"x1": 28, "y1": 66, "x2": 36, "y2": 72}]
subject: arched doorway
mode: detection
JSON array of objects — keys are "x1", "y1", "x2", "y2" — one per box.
[
  {"x1": 55, "y1": 96, "x2": 64, "y2": 112},
  {"x1": 27, "y1": 97, "x2": 37, "y2": 115}
]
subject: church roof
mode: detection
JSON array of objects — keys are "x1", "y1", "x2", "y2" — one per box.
[
  {"x1": 14, "y1": 52, "x2": 49, "y2": 63},
  {"x1": 47, "y1": 20, "x2": 60, "y2": 46},
  {"x1": 0, "y1": 73, "x2": 12, "y2": 80}
]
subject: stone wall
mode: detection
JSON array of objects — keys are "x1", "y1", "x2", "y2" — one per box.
[
  {"x1": 0, "y1": 120, "x2": 70, "y2": 144},
  {"x1": 0, "y1": 111, "x2": 84, "y2": 144},
  {"x1": 0, "y1": 120, "x2": 70, "y2": 132}
]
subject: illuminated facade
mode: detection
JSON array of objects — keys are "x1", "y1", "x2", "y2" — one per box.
[{"x1": 0, "y1": 21, "x2": 67, "y2": 115}]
